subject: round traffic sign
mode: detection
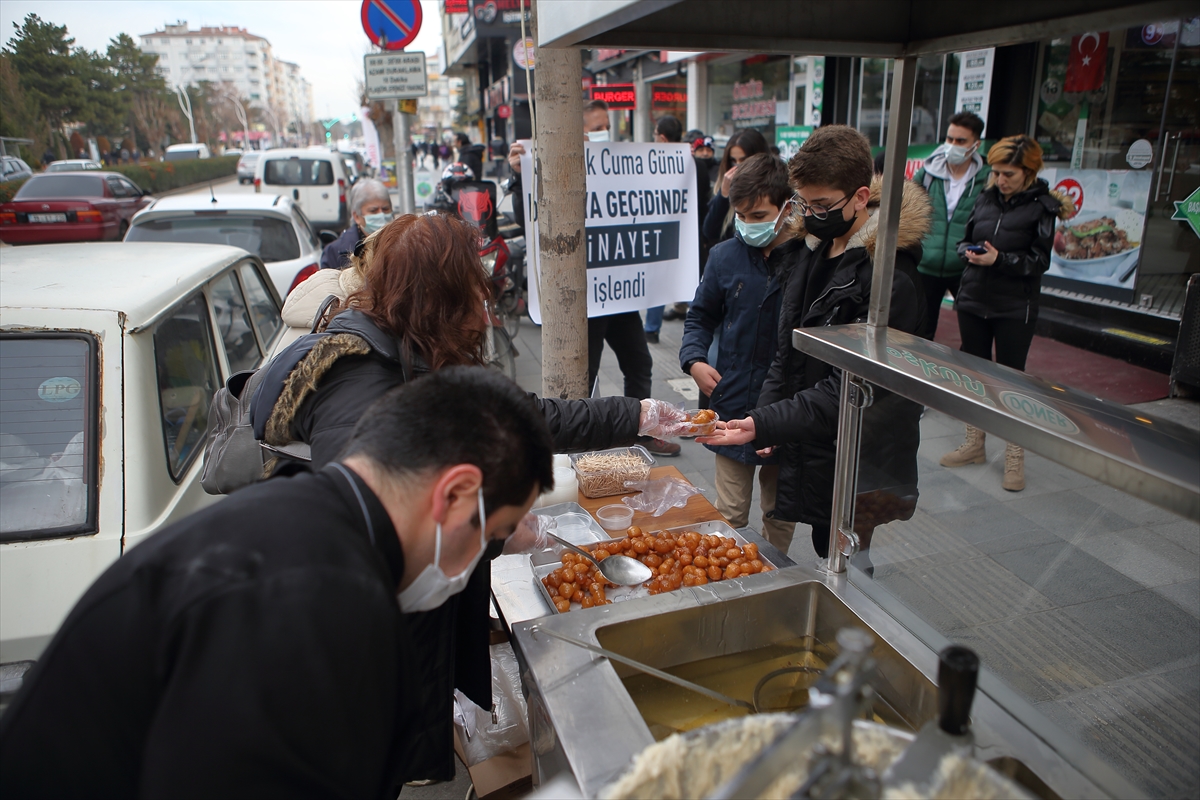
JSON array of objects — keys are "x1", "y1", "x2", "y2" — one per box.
[
  {"x1": 362, "y1": 0, "x2": 422, "y2": 51},
  {"x1": 496, "y1": 104, "x2": 511, "y2": 119}
]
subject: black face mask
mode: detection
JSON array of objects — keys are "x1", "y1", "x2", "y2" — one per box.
[{"x1": 803, "y1": 209, "x2": 856, "y2": 241}]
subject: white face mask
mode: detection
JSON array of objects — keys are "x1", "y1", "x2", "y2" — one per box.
[
  {"x1": 586, "y1": 129, "x2": 610, "y2": 142},
  {"x1": 397, "y1": 487, "x2": 488, "y2": 613},
  {"x1": 945, "y1": 142, "x2": 978, "y2": 166}
]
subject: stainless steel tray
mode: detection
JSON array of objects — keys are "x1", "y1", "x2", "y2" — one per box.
[
  {"x1": 530, "y1": 501, "x2": 610, "y2": 545},
  {"x1": 533, "y1": 520, "x2": 778, "y2": 614}
]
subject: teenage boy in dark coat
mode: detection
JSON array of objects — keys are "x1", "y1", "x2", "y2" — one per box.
[
  {"x1": 679, "y1": 153, "x2": 798, "y2": 552},
  {"x1": 700, "y1": 125, "x2": 931, "y2": 560},
  {"x1": 0, "y1": 368, "x2": 553, "y2": 798}
]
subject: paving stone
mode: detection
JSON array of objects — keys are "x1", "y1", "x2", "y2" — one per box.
[
  {"x1": 930, "y1": 506, "x2": 1062, "y2": 554},
  {"x1": 1153, "y1": 579, "x2": 1200, "y2": 619},
  {"x1": 991, "y1": 541, "x2": 1145, "y2": 606},
  {"x1": 1004, "y1": 491, "x2": 1135, "y2": 539},
  {"x1": 1074, "y1": 527, "x2": 1200, "y2": 588},
  {"x1": 1060, "y1": 589, "x2": 1200, "y2": 667}
]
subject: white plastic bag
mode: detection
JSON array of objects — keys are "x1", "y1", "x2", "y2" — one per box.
[
  {"x1": 621, "y1": 477, "x2": 704, "y2": 516},
  {"x1": 454, "y1": 643, "x2": 530, "y2": 766}
]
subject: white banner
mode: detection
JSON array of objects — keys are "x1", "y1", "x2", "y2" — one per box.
[
  {"x1": 520, "y1": 140, "x2": 699, "y2": 323},
  {"x1": 360, "y1": 106, "x2": 382, "y2": 172},
  {"x1": 954, "y1": 48, "x2": 995, "y2": 135}
]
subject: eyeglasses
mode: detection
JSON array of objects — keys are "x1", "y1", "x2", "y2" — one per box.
[{"x1": 794, "y1": 193, "x2": 852, "y2": 220}]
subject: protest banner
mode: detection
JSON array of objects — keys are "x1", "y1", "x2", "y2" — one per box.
[{"x1": 519, "y1": 140, "x2": 699, "y2": 322}]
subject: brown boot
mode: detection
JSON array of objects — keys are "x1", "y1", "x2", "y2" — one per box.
[
  {"x1": 939, "y1": 425, "x2": 986, "y2": 467},
  {"x1": 1003, "y1": 443, "x2": 1025, "y2": 491}
]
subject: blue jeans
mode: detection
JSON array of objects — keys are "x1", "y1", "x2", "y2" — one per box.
[{"x1": 644, "y1": 306, "x2": 664, "y2": 334}]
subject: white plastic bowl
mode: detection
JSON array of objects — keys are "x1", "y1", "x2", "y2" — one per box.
[{"x1": 596, "y1": 504, "x2": 635, "y2": 531}]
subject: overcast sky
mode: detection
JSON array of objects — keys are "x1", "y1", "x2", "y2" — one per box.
[{"x1": 1, "y1": 0, "x2": 443, "y2": 121}]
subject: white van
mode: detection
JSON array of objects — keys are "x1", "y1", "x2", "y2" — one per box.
[
  {"x1": 253, "y1": 148, "x2": 349, "y2": 232},
  {"x1": 164, "y1": 143, "x2": 212, "y2": 161}
]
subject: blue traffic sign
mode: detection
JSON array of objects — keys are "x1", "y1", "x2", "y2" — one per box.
[{"x1": 361, "y1": 0, "x2": 422, "y2": 51}]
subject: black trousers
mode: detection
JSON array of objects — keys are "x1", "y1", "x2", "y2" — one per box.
[
  {"x1": 919, "y1": 273, "x2": 961, "y2": 340},
  {"x1": 956, "y1": 309, "x2": 1037, "y2": 371},
  {"x1": 588, "y1": 312, "x2": 653, "y2": 399}
]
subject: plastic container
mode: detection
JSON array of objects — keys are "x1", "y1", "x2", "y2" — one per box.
[
  {"x1": 678, "y1": 409, "x2": 719, "y2": 437},
  {"x1": 596, "y1": 504, "x2": 634, "y2": 531},
  {"x1": 535, "y1": 466, "x2": 578, "y2": 508},
  {"x1": 570, "y1": 445, "x2": 655, "y2": 498},
  {"x1": 554, "y1": 511, "x2": 595, "y2": 545}
]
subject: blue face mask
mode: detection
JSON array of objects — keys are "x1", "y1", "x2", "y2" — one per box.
[
  {"x1": 734, "y1": 203, "x2": 789, "y2": 248},
  {"x1": 362, "y1": 212, "x2": 393, "y2": 234}
]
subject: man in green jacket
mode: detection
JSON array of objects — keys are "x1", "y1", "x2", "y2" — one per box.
[{"x1": 912, "y1": 111, "x2": 989, "y2": 339}]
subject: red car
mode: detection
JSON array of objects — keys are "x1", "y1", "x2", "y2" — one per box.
[{"x1": 0, "y1": 172, "x2": 152, "y2": 244}]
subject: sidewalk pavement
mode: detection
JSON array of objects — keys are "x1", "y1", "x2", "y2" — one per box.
[{"x1": 508, "y1": 310, "x2": 1199, "y2": 799}]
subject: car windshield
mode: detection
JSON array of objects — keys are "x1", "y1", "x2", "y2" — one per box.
[
  {"x1": 0, "y1": 335, "x2": 95, "y2": 541},
  {"x1": 240, "y1": 153, "x2": 261, "y2": 164},
  {"x1": 47, "y1": 162, "x2": 98, "y2": 172},
  {"x1": 264, "y1": 158, "x2": 333, "y2": 186},
  {"x1": 165, "y1": 150, "x2": 201, "y2": 162},
  {"x1": 13, "y1": 175, "x2": 105, "y2": 199},
  {"x1": 126, "y1": 215, "x2": 301, "y2": 262}
]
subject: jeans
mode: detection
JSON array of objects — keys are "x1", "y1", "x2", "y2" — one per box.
[
  {"x1": 919, "y1": 273, "x2": 961, "y2": 340},
  {"x1": 644, "y1": 306, "x2": 664, "y2": 334},
  {"x1": 956, "y1": 309, "x2": 1037, "y2": 371},
  {"x1": 588, "y1": 312, "x2": 654, "y2": 398}
]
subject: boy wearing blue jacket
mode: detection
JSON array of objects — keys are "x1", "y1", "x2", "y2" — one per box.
[{"x1": 679, "y1": 154, "x2": 798, "y2": 552}]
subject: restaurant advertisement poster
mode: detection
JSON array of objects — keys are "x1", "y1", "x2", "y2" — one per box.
[
  {"x1": 519, "y1": 141, "x2": 700, "y2": 323},
  {"x1": 1039, "y1": 167, "x2": 1152, "y2": 298}
]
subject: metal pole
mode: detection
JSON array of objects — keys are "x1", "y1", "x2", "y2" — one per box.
[
  {"x1": 392, "y1": 100, "x2": 415, "y2": 215},
  {"x1": 827, "y1": 372, "x2": 872, "y2": 574},
  {"x1": 866, "y1": 55, "x2": 917, "y2": 330},
  {"x1": 532, "y1": 0, "x2": 589, "y2": 399}
]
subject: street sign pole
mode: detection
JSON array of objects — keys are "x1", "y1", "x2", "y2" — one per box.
[{"x1": 392, "y1": 99, "x2": 415, "y2": 215}]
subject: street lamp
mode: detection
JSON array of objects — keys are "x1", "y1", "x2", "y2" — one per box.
[
  {"x1": 219, "y1": 90, "x2": 250, "y2": 152},
  {"x1": 257, "y1": 104, "x2": 283, "y2": 147},
  {"x1": 174, "y1": 85, "x2": 197, "y2": 144}
]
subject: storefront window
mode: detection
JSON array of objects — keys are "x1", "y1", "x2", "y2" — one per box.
[
  {"x1": 650, "y1": 79, "x2": 687, "y2": 129},
  {"x1": 854, "y1": 55, "x2": 959, "y2": 149},
  {"x1": 706, "y1": 55, "x2": 790, "y2": 142}
]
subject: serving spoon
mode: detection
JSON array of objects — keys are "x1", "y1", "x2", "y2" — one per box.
[{"x1": 547, "y1": 532, "x2": 654, "y2": 586}]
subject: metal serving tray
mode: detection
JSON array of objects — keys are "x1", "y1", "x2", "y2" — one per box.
[
  {"x1": 530, "y1": 501, "x2": 609, "y2": 544},
  {"x1": 532, "y1": 520, "x2": 778, "y2": 614}
]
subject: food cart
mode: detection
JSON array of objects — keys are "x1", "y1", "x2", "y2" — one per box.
[{"x1": 492, "y1": 2, "x2": 1199, "y2": 797}]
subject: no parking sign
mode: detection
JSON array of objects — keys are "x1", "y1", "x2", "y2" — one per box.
[{"x1": 361, "y1": 0, "x2": 422, "y2": 50}]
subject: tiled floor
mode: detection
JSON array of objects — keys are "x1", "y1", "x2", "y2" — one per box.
[{"x1": 508, "y1": 311, "x2": 1199, "y2": 798}]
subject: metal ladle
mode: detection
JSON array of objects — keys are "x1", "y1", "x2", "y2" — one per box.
[{"x1": 547, "y1": 532, "x2": 654, "y2": 586}]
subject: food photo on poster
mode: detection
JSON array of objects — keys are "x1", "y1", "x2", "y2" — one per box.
[
  {"x1": 518, "y1": 140, "x2": 699, "y2": 323},
  {"x1": 1040, "y1": 167, "x2": 1152, "y2": 293}
]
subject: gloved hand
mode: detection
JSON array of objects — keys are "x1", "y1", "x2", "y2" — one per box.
[
  {"x1": 501, "y1": 512, "x2": 556, "y2": 554},
  {"x1": 638, "y1": 398, "x2": 690, "y2": 439}
]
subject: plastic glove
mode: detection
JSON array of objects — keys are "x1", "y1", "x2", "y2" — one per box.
[
  {"x1": 638, "y1": 398, "x2": 691, "y2": 439},
  {"x1": 621, "y1": 477, "x2": 704, "y2": 516},
  {"x1": 501, "y1": 512, "x2": 557, "y2": 554}
]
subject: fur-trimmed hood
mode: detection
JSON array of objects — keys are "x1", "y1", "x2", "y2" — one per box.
[{"x1": 785, "y1": 176, "x2": 932, "y2": 258}]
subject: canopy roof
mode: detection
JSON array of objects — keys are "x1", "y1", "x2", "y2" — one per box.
[{"x1": 540, "y1": 0, "x2": 1194, "y2": 56}]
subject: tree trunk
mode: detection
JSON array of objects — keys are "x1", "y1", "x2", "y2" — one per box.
[{"x1": 532, "y1": 0, "x2": 589, "y2": 400}]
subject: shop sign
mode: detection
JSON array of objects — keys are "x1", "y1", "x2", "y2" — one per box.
[
  {"x1": 999, "y1": 392, "x2": 1080, "y2": 435},
  {"x1": 953, "y1": 48, "x2": 994, "y2": 134},
  {"x1": 443, "y1": 0, "x2": 468, "y2": 12},
  {"x1": 591, "y1": 84, "x2": 636, "y2": 110},
  {"x1": 496, "y1": 104, "x2": 511, "y2": 119},
  {"x1": 518, "y1": 141, "x2": 700, "y2": 322},
  {"x1": 1041, "y1": 167, "x2": 1152, "y2": 294},
  {"x1": 651, "y1": 84, "x2": 687, "y2": 109},
  {"x1": 775, "y1": 126, "x2": 813, "y2": 161},
  {"x1": 731, "y1": 79, "x2": 775, "y2": 123},
  {"x1": 1171, "y1": 186, "x2": 1200, "y2": 239},
  {"x1": 806, "y1": 56, "x2": 825, "y2": 127},
  {"x1": 1125, "y1": 139, "x2": 1153, "y2": 169},
  {"x1": 513, "y1": 37, "x2": 534, "y2": 70},
  {"x1": 364, "y1": 52, "x2": 428, "y2": 100}
]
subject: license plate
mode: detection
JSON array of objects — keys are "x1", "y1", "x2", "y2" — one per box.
[{"x1": 28, "y1": 213, "x2": 67, "y2": 223}]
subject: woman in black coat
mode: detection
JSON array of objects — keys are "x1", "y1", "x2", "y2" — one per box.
[
  {"x1": 252, "y1": 213, "x2": 683, "y2": 785},
  {"x1": 940, "y1": 135, "x2": 1072, "y2": 491}
]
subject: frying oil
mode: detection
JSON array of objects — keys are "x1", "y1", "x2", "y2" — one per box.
[{"x1": 619, "y1": 636, "x2": 915, "y2": 741}]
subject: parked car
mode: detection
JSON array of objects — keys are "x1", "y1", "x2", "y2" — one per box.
[
  {"x1": 0, "y1": 172, "x2": 152, "y2": 245},
  {"x1": 164, "y1": 143, "x2": 212, "y2": 161},
  {"x1": 254, "y1": 148, "x2": 349, "y2": 231},
  {"x1": 1, "y1": 156, "x2": 33, "y2": 183},
  {"x1": 125, "y1": 193, "x2": 322, "y2": 298},
  {"x1": 0, "y1": 243, "x2": 285, "y2": 671},
  {"x1": 236, "y1": 151, "x2": 262, "y2": 184},
  {"x1": 45, "y1": 159, "x2": 103, "y2": 172}
]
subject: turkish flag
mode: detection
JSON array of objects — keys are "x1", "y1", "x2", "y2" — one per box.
[{"x1": 1064, "y1": 32, "x2": 1109, "y2": 92}]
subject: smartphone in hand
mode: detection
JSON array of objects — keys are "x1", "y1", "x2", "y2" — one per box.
[{"x1": 965, "y1": 244, "x2": 988, "y2": 255}]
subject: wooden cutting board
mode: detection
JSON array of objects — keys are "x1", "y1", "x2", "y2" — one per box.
[{"x1": 576, "y1": 465, "x2": 728, "y2": 532}]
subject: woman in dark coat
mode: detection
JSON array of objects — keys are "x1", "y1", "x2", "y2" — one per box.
[
  {"x1": 939, "y1": 135, "x2": 1072, "y2": 492},
  {"x1": 251, "y1": 213, "x2": 681, "y2": 785}
]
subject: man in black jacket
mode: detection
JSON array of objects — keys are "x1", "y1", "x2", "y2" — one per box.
[
  {"x1": 0, "y1": 368, "x2": 553, "y2": 799},
  {"x1": 700, "y1": 126, "x2": 930, "y2": 559}
]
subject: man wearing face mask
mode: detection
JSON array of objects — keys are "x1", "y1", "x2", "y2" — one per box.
[
  {"x1": 679, "y1": 153, "x2": 798, "y2": 552},
  {"x1": 699, "y1": 126, "x2": 930, "y2": 560},
  {"x1": 0, "y1": 367, "x2": 554, "y2": 798},
  {"x1": 911, "y1": 112, "x2": 989, "y2": 339},
  {"x1": 320, "y1": 178, "x2": 394, "y2": 271}
]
